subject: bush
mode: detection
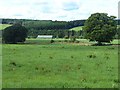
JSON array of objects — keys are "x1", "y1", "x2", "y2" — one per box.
[
  {"x1": 3, "y1": 24, "x2": 28, "y2": 44},
  {"x1": 70, "y1": 36, "x2": 76, "y2": 42},
  {"x1": 50, "y1": 40, "x2": 54, "y2": 43},
  {"x1": 64, "y1": 39, "x2": 68, "y2": 42},
  {"x1": 64, "y1": 36, "x2": 69, "y2": 39},
  {"x1": 75, "y1": 40, "x2": 79, "y2": 43},
  {"x1": 79, "y1": 36, "x2": 84, "y2": 39}
]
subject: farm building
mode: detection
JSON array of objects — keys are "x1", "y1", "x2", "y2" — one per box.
[{"x1": 37, "y1": 35, "x2": 53, "y2": 39}]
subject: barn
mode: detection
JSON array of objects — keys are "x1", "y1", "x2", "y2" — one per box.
[{"x1": 37, "y1": 35, "x2": 53, "y2": 39}]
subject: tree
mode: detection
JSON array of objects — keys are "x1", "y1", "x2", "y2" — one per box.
[
  {"x1": 116, "y1": 27, "x2": 120, "y2": 39},
  {"x1": 3, "y1": 24, "x2": 28, "y2": 44},
  {"x1": 83, "y1": 13, "x2": 117, "y2": 45}
]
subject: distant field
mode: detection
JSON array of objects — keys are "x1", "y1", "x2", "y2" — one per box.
[
  {"x1": 2, "y1": 39, "x2": 118, "y2": 88},
  {"x1": 0, "y1": 24, "x2": 11, "y2": 30},
  {"x1": 70, "y1": 25, "x2": 120, "y2": 31},
  {"x1": 69, "y1": 26, "x2": 83, "y2": 31}
]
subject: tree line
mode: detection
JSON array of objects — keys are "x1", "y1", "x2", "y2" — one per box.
[
  {"x1": 2, "y1": 19, "x2": 86, "y2": 38},
  {"x1": 2, "y1": 13, "x2": 119, "y2": 44},
  {"x1": 2, "y1": 19, "x2": 85, "y2": 29}
]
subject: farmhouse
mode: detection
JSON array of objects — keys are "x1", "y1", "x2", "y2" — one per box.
[{"x1": 37, "y1": 35, "x2": 53, "y2": 39}]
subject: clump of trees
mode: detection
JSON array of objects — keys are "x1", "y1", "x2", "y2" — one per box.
[
  {"x1": 83, "y1": 13, "x2": 117, "y2": 45},
  {"x1": 2, "y1": 24, "x2": 28, "y2": 44},
  {"x1": 23, "y1": 20, "x2": 85, "y2": 38}
]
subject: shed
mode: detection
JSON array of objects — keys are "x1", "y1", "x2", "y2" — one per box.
[{"x1": 37, "y1": 35, "x2": 53, "y2": 39}]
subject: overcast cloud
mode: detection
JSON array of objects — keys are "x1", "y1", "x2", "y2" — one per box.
[{"x1": 0, "y1": 0, "x2": 119, "y2": 21}]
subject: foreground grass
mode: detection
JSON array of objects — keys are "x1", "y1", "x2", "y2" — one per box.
[{"x1": 2, "y1": 43, "x2": 118, "y2": 88}]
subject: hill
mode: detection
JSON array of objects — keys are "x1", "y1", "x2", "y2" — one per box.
[
  {"x1": 70, "y1": 24, "x2": 120, "y2": 31},
  {"x1": 0, "y1": 24, "x2": 11, "y2": 30},
  {"x1": 69, "y1": 26, "x2": 83, "y2": 31}
]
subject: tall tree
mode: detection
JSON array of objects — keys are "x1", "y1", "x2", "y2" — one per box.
[{"x1": 83, "y1": 13, "x2": 117, "y2": 45}]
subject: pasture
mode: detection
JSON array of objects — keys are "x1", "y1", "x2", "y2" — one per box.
[
  {"x1": 2, "y1": 39, "x2": 118, "y2": 88},
  {"x1": 0, "y1": 24, "x2": 11, "y2": 30},
  {"x1": 69, "y1": 26, "x2": 83, "y2": 31}
]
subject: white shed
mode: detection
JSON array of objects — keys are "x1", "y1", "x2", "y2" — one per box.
[{"x1": 37, "y1": 35, "x2": 53, "y2": 39}]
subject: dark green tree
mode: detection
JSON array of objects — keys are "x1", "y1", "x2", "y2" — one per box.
[
  {"x1": 3, "y1": 24, "x2": 28, "y2": 44},
  {"x1": 116, "y1": 27, "x2": 120, "y2": 39},
  {"x1": 83, "y1": 13, "x2": 117, "y2": 45}
]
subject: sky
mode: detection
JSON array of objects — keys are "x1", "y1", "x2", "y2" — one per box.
[{"x1": 0, "y1": 0, "x2": 119, "y2": 21}]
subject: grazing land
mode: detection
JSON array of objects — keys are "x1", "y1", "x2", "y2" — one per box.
[
  {"x1": 0, "y1": 24, "x2": 11, "y2": 30},
  {"x1": 69, "y1": 26, "x2": 83, "y2": 31},
  {"x1": 2, "y1": 39, "x2": 118, "y2": 88}
]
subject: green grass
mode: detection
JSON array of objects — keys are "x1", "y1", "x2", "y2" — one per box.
[
  {"x1": 0, "y1": 24, "x2": 11, "y2": 30},
  {"x1": 2, "y1": 41, "x2": 118, "y2": 88},
  {"x1": 111, "y1": 39, "x2": 119, "y2": 44},
  {"x1": 69, "y1": 26, "x2": 83, "y2": 31},
  {"x1": 25, "y1": 38, "x2": 119, "y2": 45},
  {"x1": 25, "y1": 39, "x2": 52, "y2": 45}
]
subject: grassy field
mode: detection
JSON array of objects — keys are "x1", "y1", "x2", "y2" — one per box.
[
  {"x1": 2, "y1": 39, "x2": 118, "y2": 88},
  {"x1": 69, "y1": 26, "x2": 83, "y2": 31},
  {"x1": 0, "y1": 24, "x2": 11, "y2": 30}
]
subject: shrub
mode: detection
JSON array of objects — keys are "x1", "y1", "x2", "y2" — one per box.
[
  {"x1": 64, "y1": 36, "x2": 69, "y2": 39},
  {"x1": 3, "y1": 24, "x2": 28, "y2": 44},
  {"x1": 50, "y1": 40, "x2": 54, "y2": 43},
  {"x1": 70, "y1": 36, "x2": 76, "y2": 42},
  {"x1": 75, "y1": 40, "x2": 79, "y2": 43}
]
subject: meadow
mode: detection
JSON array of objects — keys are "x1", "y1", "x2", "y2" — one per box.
[
  {"x1": 69, "y1": 26, "x2": 83, "y2": 31},
  {"x1": 2, "y1": 39, "x2": 118, "y2": 88},
  {"x1": 0, "y1": 24, "x2": 11, "y2": 30}
]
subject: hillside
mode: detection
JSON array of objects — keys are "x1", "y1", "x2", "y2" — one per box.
[
  {"x1": 70, "y1": 25, "x2": 120, "y2": 31},
  {"x1": 0, "y1": 24, "x2": 11, "y2": 30},
  {"x1": 69, "y1": 26, "x2": 83, "y2": 31}
]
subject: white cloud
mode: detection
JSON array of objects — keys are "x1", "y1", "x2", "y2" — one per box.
[{"x1": 0, "y1": 0, "x2": 119, "y2": 21}]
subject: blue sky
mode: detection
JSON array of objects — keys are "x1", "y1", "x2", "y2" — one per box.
[{"x1": 0, "y1": 0, "x2": 119, "y2": 21}]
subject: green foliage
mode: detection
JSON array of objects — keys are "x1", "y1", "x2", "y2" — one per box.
[
  {"x1": 3, "y1": 24, "x2": 28, "y2": 44},
  {"x1": 70, "y1": 36, "x2": 76, "y2": 42},
  {"x1": 116, "y1": 27, "x2": 120, "y2": 39},
  {"x1": 1, "y1": 19, "x2": 86, "y2": 38},
  {"x1": 24, "y1": 20, "x2": 69, "y2": 30},
  {"x1": 83, "y1": 13, "x2": 117, "y2": 44},
  {"x1": 50, "y1": 40, "x2": 55, "y2": 43}
]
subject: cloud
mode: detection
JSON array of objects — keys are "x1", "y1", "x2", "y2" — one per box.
[
  {"x1": 63, "y1": 2, "x2": 79, "y2": 11},
  {"x1": 0, "y1": 0, "x2": 119, "y2": 21}
]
